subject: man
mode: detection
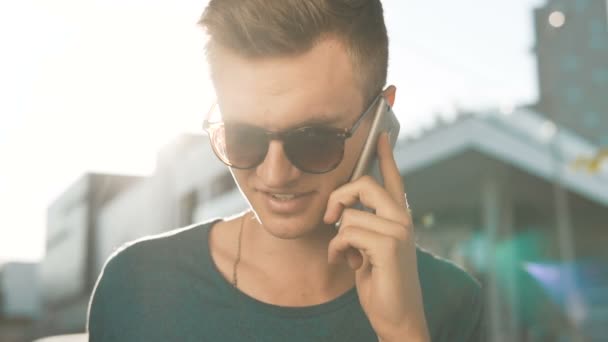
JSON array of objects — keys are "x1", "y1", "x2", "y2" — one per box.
[{"x1": 87, "y1": 1, "x2": 484, "y2": 341}]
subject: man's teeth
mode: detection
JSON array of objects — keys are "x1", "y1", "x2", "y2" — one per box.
[{"x1": 271, "y1": 193, "x2": 297, "y2": 200}]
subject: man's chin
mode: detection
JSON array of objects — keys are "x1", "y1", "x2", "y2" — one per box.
[{"x1": 253, "y1": 209, "x2": 328, "y2": 240}]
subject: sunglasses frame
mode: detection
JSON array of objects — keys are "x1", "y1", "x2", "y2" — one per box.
[{"x1": 202, "y1": 94, "x2": 381, "y2": 174}]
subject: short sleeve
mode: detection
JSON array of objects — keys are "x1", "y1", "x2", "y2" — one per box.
[
  {"x1": 465, "y1": 289, "x2": 485, "y2": 341},
  {"x1": 86, "y1": 247, "x2": 155, "y2": 341},
  {"x1": 442, "y1": 286, "x2": 485, "y2": 342},
  {"x1": 87, "y1": 252, "x2": 132, "y2": 341}
]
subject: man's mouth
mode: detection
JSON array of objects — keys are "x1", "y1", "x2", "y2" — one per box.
[
  {"x1": 269, "y1": 193, "x2": 299, "y2": 201},
  {"x1": 259, "y1": 190, "x2": 315, "y2": 214}
]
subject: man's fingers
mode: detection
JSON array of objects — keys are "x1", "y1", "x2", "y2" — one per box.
[
  {"x1": 328, "y1": 225, "x2": 400, "y2": 270},
  {"x1": 324, "y1": 177, "x2": 408, "y2": 226},
  {"x1": 336, "y1": 208, "x2": 410, "y2": 239}
]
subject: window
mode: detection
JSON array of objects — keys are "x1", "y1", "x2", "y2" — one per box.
[
  {"x1": 561, "y1": 55, "x2": 579, "y2": 72},
  {"x1": 588, "y1": 19, "x2": 604, "y2": 34},
  {"x1": 565, "y1": 86, "x2": 583, "y2": 105},
  {"x1": 583, "y1": 112, "x2": 600, "y2": 128},
  {"x1": 589, "y1": 35, "x2": 607, "y2": 50},
  {"x1": 591, "y1": 68, "x2": 608, "y2": 85},
  {"x1": 575, "y1": 0, "x2": 588, "y2": 14}
]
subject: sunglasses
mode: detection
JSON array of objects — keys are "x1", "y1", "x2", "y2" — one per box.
[{"x1": 202, "y1": 95, "x2": 381, "y2": 174}]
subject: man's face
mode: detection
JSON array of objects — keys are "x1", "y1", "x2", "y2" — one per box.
[{"x1": 211, "y1": 38, "x2": 373, "y2": 239}]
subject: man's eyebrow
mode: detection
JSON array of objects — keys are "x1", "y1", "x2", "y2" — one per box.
[
  {"x1": 288, "y1": 114, "x2": 346, "y2": 129},
  {"x1": 223, "y1": 113, "x2": 348, "y2": 130}
]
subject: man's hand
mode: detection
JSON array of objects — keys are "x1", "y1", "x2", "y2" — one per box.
[{"x1": 324, "y1": 133, "x2": 430, "y2": 342}]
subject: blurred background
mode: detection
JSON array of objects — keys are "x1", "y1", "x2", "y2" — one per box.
[{"x1": 1, "y1": 0, "x2": 607, "y2": 341}]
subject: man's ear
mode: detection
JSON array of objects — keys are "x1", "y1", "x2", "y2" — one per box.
[{"x1": 383, "y1": 85, "x2": 397, "y2": 107}]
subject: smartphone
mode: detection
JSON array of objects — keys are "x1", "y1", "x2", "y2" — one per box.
[
  {"x1": 348, "y1": 96, "x2": 400, "y2": 185},
  {"x1": 335, "y1": 95, "x2": 400, "y2": 229}
]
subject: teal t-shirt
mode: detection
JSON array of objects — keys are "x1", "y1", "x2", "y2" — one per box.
[{"x1": 87, "y1": 220, "x2": 484, "y2": 341}]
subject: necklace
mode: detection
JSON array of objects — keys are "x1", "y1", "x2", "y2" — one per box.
[{"x1": 232, "y1": 213, "x2": 245, "y2": 288}]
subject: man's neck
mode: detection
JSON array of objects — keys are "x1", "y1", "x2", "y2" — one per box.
[{"x1": 238, "y1": 217, "x2": 355, "y2": 306}]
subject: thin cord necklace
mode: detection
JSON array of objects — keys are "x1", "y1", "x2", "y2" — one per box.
[{"x1": 232, "y1": 213, "x2": 245, "y2": 288}]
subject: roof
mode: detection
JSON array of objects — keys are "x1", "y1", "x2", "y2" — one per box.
[{"x1": 394, "y1": 108, "x2": 608, "y2": 206}]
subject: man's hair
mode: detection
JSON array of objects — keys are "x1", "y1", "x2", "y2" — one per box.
[{"x1": 199, "y1": 0, "x2": 389, "y2": 104}]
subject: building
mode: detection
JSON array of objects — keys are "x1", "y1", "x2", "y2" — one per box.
[
  {"x1": 36, "y1": 174, "x2": 141, "y2": 338},
  {"x1": 94, "y1": 134, "x2": 244, "y2": 278},
  {"x1": 395, "y1": 109, "x2": 607, "y2": 341},
  {"x1": 533, "y1": 0, "x2": 608, "y2": 146},
  {"x1": 0, "y1": 262, "x2": 40, "y2": 342},
  {"x1": 38, "y1": 108, "x2": 608, "y2": 341}
]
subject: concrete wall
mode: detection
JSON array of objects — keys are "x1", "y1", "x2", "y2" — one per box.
[
  {"x1": 94, "y1": 135, "x2": 237, "y2": 276},
  {"x1": 41, "y1": 174, "x2": 141, "y2": 307},
  {"x1": 0, "y1": 263, "x2": 40, "y2": 319},
  {"x1": 40, "y1": 204, "x2": 88, "y2": 307}
]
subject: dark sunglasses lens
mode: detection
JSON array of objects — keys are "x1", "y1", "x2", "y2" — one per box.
[
  {"x1": 285, "y1": 128, "x2": 344, "y2": 173},
  {"x1": 218, "y1": 124, "x2": 268, "y2": 168}
]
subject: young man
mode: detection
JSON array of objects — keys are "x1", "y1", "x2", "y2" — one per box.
[{"x1": 87, "y1": 1, "x2": 484, "y2": 341}]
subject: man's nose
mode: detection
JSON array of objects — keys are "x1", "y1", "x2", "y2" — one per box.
[{"x1": 256, "y1": 140, "x2": 301, "y2": 187}]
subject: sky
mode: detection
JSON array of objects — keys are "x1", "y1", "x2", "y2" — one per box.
[{"x1": 0, "y1": 0, "x2": 545, "y2": 264}]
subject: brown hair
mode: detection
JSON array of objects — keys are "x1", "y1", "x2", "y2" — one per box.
[{"x1": 198, "y1": 0, "x2": 389, "y2": 104}]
